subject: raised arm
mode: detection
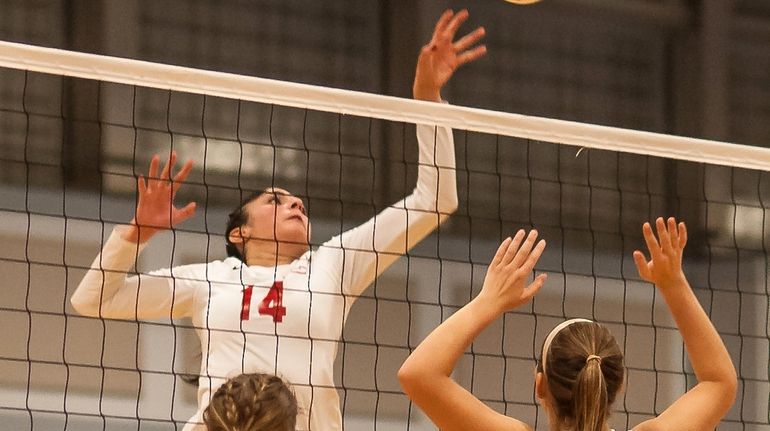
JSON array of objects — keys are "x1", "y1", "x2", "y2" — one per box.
[
  {"x1": 325, "y1": 9, "x2": 485, "y2": 297},
  {"x1": 398, "y1": 230, "x2": 547, "y2": 431},
  {"x1": 70, "y1": 152, "x2": 198, "y2": 319},
  {"x1": 633, "y1": 217, "x2": 737, "y2": 431}
]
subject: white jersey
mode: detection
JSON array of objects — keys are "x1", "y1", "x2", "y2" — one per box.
[{"x1": 71, "y1": 124, "x2": 457, "y2": 431}]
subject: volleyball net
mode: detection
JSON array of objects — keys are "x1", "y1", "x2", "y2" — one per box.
[{"x1": 0, "y1": 41, "x2": 768, "y2": 431}]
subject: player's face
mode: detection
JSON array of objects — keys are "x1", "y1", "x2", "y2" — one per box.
[{"x1": 241, "y1": 188, "x2": 310, "y2": 245}]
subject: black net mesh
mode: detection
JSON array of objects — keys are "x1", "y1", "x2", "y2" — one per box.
[{"x1": 0, "y1": 67, "x2": 768, "y2": 430}]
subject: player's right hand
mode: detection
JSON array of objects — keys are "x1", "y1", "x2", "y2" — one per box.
[
  {"x1": 633, "y1": 217, "x2": 688, "y2": 290},
  {"x1": 127, "y1": 152, "x2": 196, "y2": 243}
]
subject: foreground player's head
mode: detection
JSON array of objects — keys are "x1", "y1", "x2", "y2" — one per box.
[
  {"x1": 226, "y1": 187, "x2": 310, "y2": 262},
  {"x1": 536, "y1": 319, "x2": 624, "y2": 431},
  {"x1": 203, "y1": 373, "x2": 297, "y2": 431}
]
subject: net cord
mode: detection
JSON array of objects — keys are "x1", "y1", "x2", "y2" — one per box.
[{"x1": 1, "y1": 40, "x2": 770, "y2": 171}]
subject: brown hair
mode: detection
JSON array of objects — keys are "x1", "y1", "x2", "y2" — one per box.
[
  {"x1": 203, "y1": 373, "x2": 297, "y2": 431},
  {"x1": 539, "y1": 322, "x2": 624, "y2": 431},
  {"x1": 225, "y1": 191, "x2": 266, "y2": 261}
]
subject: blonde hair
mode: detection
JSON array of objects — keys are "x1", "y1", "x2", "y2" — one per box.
[
  {"x1": 203, "y1": 373, "x2": 297, "y2": 431},
  {"x1": 539, "y1": 321, "x2": 624, "y2": 431}
]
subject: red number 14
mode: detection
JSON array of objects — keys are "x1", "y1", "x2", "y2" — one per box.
[{"x1": 241, "y1": 282, "x2": 286, "y2": 323}]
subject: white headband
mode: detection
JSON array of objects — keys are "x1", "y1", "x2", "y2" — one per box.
[{"x1": 541, "y1": 318, "x2": 593, "y2": 374}]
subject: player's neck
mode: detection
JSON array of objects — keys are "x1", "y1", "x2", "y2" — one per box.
[
  {"x1": 547, "y1": 418, "x2": 611, "y2": 431},
  {"x1": 244, "y1": 241, "x2": 306, "y2": 267}
]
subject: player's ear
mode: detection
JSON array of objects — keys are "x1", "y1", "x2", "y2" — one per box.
[
  {"x1": 535, "y1": 371, "x2": 547, "y2": 402},
  {"x1": 228, "y1": 226, "x2": 247, "y2": 245}
]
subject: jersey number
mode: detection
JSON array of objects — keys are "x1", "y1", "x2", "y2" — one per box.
[{"x1": 241, "y1": 282, "x2": 286, "y2": 323}]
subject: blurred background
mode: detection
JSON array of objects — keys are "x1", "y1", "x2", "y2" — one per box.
[{"x1": 3, "y1": 0, "x2": 770, "y2": 141}]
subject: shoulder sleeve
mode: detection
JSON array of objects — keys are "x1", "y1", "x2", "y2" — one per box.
[
  {"x1": 319, "y1": 124, "x2": 458, "y2": 297},
  {"x1": 70, "y1": 225, "x2": 198, "y2": 320}
]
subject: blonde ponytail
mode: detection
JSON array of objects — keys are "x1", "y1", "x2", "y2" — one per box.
[
  {"x1": 540, "y1": 322, "x2": 623, "y2": 431},
  {"x1": 573, "y1": 356, "x2": 609, "y2": 431}
]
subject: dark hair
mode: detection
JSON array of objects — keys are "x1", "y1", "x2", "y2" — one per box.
[
  {"x1": 539, "y1": 322, "x2": 624, "y2": 431},
  {"x1": 203, "y1": 373, "x2": 297, "y2": 431},
  {"x1": 225, "y1": 191, "x2": 266, "y2": 261}
]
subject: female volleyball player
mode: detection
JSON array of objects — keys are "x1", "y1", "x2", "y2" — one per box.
[
  {"x1": 399, "y1": 217, "x2": 737, "y2": 431},
  {"x1": 70, "y1": 9, "x2": 486, "y2": 431},
  {"x1": 203, "y1": 373, "x2": 297, "y2": 431}
]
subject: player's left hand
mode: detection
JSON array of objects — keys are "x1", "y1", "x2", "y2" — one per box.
[
  {"x1": 413, "y1": 9, "x2": 487, "y2": 102},
  {"x1": 478, "y1": 230, "x2": 547, "y2": 315}
]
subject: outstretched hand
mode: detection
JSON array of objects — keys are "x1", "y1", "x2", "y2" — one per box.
[
  {"x1": 126, "y1": 152, "x2": 196, "y2": 243},
  {"x1": 478, "y1": 230, "x2": 547, "y2": 314},
  {"x1": 633, "y1": 217, "x2": 688, "y2": 289},
  {"x1": 413, "y1": 9, "x2": 487, "y2": 102}
]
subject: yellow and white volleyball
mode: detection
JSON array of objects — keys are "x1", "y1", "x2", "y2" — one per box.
[{"x1": 505, "y1": 0, "x2": 542, "y2": 4}]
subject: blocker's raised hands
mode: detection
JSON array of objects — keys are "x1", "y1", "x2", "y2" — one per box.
[
  {"x1": 126, "y1": 152, "x2": 196, "y2": 243},
  {"x1": 479, "y1": 230, "x2": 547, "y2": 314},
  {"x1": 413, "y1": 9, "x2": 487, "y2": 101},
  {"x1": 633, "y1": 217, "x2": 688, "y2": 290}
]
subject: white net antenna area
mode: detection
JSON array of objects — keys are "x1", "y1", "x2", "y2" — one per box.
[{"x1": 1, "y1": 40, "x2": 770, "y2": 171}]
